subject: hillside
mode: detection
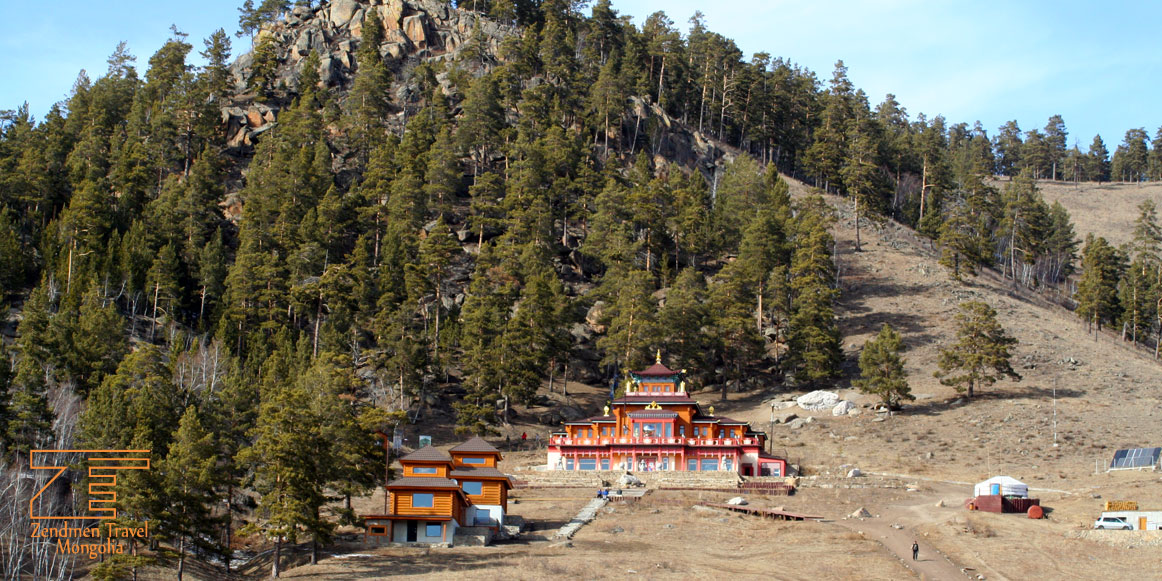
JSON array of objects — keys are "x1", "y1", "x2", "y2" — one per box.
[
  {"x1": 223, "y1": 186, "x2": 1162, "y2": 581},
  {"x1": 4, "y1": 0, "x2": 1162, "y2": 579},
  {"x1": 1037, "y1": 179, "x2": 1162, "y2": 248}
]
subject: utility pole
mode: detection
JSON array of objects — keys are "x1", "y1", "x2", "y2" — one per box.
[{"x1": 1052, "y1": 380, "x2": 1059, "y2": 447}]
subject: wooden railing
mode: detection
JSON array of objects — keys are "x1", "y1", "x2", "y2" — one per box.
[{"x1": 549, "y1": 436, "x2": 757, "y2": 447}]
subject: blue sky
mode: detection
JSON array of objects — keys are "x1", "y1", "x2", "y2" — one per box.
[{"x1": 1, "y1": 0, "x2": 1158, "y2": 149}]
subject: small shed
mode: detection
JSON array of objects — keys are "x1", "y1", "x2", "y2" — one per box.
[{"x1": 973, "y1": 476, "x2": 1028, "y2": 498}]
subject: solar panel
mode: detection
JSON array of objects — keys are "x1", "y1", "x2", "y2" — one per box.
[{"x1": 1109, "y1": 447, "x2": 1161, "y2": 470}]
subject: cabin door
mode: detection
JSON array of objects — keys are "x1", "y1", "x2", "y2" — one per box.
[{"x1": 406, "y1": 521, "x2": 418, "y2": 542}]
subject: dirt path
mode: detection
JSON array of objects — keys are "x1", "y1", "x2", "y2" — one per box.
[{"x1": 829, "y1": 483, "x2": 970, "y2": 580}]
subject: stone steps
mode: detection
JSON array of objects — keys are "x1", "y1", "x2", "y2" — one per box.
[{"x1": 551, "y1": 497, "x2": 608, "y2": 540}]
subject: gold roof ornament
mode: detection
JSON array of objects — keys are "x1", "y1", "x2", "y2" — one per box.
[
  {"x1": 709, "y1": 405, "x2": 715, "y2": 416},
  {"x1": 646, "y1": 401, "x2": 662, "y2": 410},
  {"x1": 679, "y1": 380, "x2": 686, "y2": 393},
  {"x1": 603, "y1": 405, "x2": 610, "y2": 416},
  {"x1": 656, "y1": 349, "x2": 662, "y2": 364}
]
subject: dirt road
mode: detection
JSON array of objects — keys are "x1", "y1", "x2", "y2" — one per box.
[{"x1": 829, "y1": 481, "x2": 971, "y2": 580}]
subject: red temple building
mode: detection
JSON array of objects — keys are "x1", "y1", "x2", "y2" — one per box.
[{"x1": 547, "y1": 354, "x2": 787, "y2": 476}]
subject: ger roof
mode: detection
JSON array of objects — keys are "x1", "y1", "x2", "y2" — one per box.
[
  {"x1": 450, "y1": 437, "x2": 502, "y2": 455},
  {"x1": 400, "y1": 446, "x2": 452, "y2": 463}
]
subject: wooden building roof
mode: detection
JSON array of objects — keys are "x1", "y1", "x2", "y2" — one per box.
[
  {"x1": 450, "y1": 437, "x2": 502, "y2": 455},
  {"x1": 385, "y1": 476, "x2": 462, "y2": 489},
  {"x1": 400, "y1": 446, "x2": 453, "y2": 463}
]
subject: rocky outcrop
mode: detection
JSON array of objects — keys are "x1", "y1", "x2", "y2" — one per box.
[
  {"x1": 224, "y1": 0, "x2": 514, "y2": 149},
  {"x1": 628, "y1": 96, "x2": 737, "y2": 177}
]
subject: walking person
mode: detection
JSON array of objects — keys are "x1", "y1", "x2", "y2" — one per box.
[{"x1": 911, "y1": 540, "x2": 919, "y2": 561}]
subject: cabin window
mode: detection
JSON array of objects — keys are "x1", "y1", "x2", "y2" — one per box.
[
  {"x1": 700, "y1": 459, "x2": 719, "y2": 471},
  {"x1": 426, "y1": 523, "x2": 442, "y2": 538},
  {"x1": 413, "y1": 467, "x2": 438, "y2": 475},
  {"x1": 687, "y1": 458, "x2": 698, "y2": 471},
  {"x1": 462, "y1": 481, "x2": 483, "y2": 495},
  {"x1": 679, "y1": 426, "x2": 686, "y2": 437},
  {"x1": 412, "y1": 493, "x2": 434, "y2": 508},
  {"x1": 665, "y1": 424, "x2": 672, "y2": 437},
  {"x1": 579, "y1": 458, "x2": 597, "y2": 470},
  {"x1": 369, "y1": 525, "x2": 387, "y2": 535},
  {"x1": 462, "y1": 457, "x2": 486, "y2": 465}
]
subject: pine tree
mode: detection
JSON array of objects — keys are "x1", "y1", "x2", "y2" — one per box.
[
  {"x1": 854, "y1": 323, "x2": 912, "y2": 409},
  {"x1": 842, "y1": 117, "x2": 880, "y2": 251},
  {"x1": 707, "y1": 264, "x2": 763, "y2": 399},
  {"x1": 1118, "y1": 258, "x2": 1155, "y2": 345},
  {"x1": 248, "y1": 33, "x2": 280, "y2": 99},
  {"x1": 239, "y1": 340, "x2": 324, "y2": 578},
  {"x1": 238, "y1": 0, "x2": 290, "y2": 38},
  {"x1": 1086, "y1": 135, "x2": 1110, "y2": 182},
  {"x1": 787, "y1": 197, "x2": 841, "y2": 382},
  {"x1": 934, "y1": 301, "x2": 1020, "y2": 398},
  {"x1": 458, "y1": 74, "x2": 504, "y2": 177},
  {"x1": 1075, "y1": 234, "x2": 1124, "y2": 332},
  {"x1": 587, "y1": 55, "x2": 626, "y2": 153},
  {"x1": 5, "y1": 357, "x2": 54, "y2": 456},
  {"x1": 596, "y1": 266, "x2": 657, "y2": 371},
  {"x1": 200, "y1": 29, "x2": 233, "y2": 102},
  {"x1": 161, "y1": 406, "x2": 220, "y2": 581},
  {"x1": 938, "y1": 174, "x2": 997, "y2": 280},
  {"x1": 347, "y1": 9, "x2": 391, "y2": 160}
]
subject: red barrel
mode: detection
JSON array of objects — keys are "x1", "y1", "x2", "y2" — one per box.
[{"x1": 1027, "y1": 505, "x2": 1043, "y2": 519}]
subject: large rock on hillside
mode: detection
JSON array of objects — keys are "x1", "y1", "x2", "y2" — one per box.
[
  {"x1": 329, "y1": 0, "x2": 362, "y2": 26},
  {"x1": 403, "y1": 14, "x2": 430, "y2": 47}
]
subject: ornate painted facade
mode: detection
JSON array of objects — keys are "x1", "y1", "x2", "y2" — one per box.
[{"x1": 547, "y1": 355, "x2": 787, "y2": 476}]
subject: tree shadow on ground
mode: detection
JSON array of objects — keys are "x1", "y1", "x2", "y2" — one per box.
[{"x1": 902, "y1": 383, "x2": 1084, "y2": 417}]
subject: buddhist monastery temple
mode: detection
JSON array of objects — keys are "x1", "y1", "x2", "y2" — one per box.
[
  {"x1": 362, "y1": 437, "x2": 514, "y2": 546},
  {"x1": 547, "y1": 354, "x2": 787, "y2": 477}
]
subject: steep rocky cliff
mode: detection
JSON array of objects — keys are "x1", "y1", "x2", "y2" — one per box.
[{"x1": 221, "y1": 0, "x2": 512, "y2": 150}]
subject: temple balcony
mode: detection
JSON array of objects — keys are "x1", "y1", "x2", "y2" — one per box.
[{"x1": 549, "y1": 436, "x2": 761, "y2": 448}]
